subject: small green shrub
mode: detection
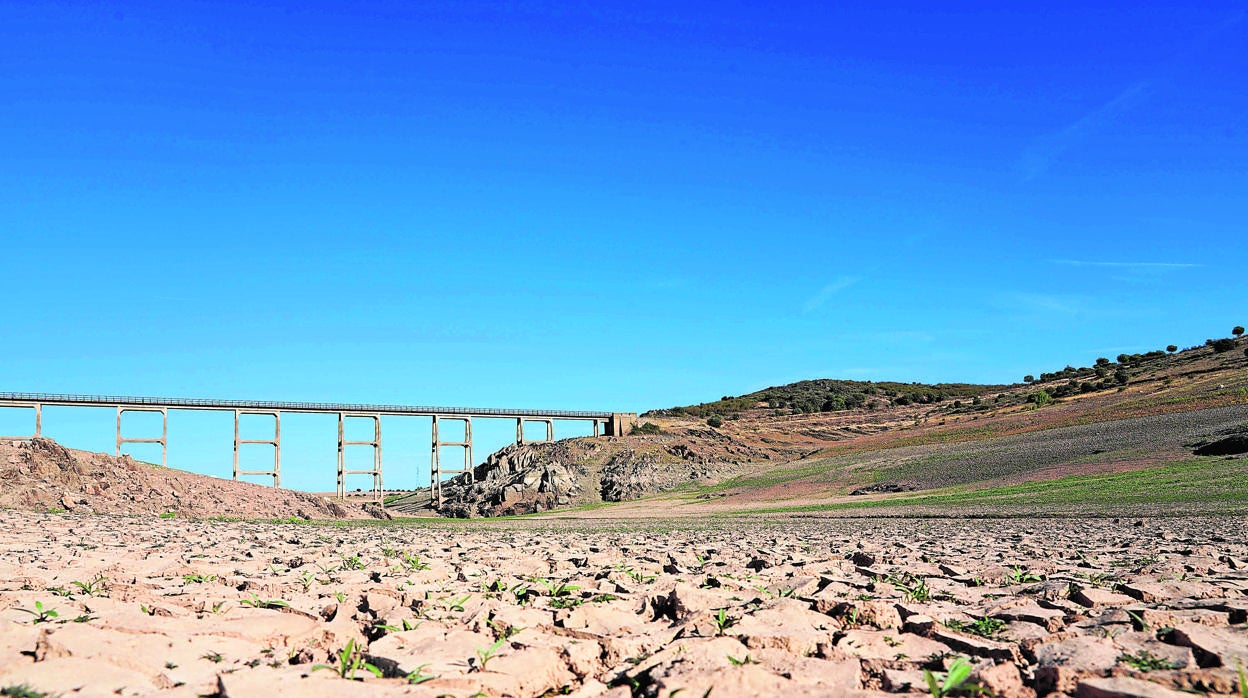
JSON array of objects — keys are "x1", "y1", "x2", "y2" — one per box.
[
  {"x1": 2, "y1": 685, "x2": 55, "y2": 698},
  {"x1": 1120, "y1": 650, "x2": 1179, "y2": 672},
  {"x1": 945, "y1": 617, "x2": 1006, "y2": 638},
  {"x1": 632, "y1": 422, "x2": 662, "y2": 435},
  {"x1": 706, "y1": 415, "x2": 723, "y2": 428}
]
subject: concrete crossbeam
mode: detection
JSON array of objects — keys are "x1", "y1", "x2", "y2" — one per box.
[
  {"x1": 233, "y1": 410, "x2": 281, "y2": 487},
  {"x1": 116, "y1": 406, "x2": 167, "y2": 467}
]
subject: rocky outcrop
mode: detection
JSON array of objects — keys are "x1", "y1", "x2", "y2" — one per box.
[
  {"x1": 436, "y1": 437, "x2": 745, "y2": 518},
  {"x1": 436, "y1": 441, "x2": 588, "y2": 518},
  {"x1": 850, "y1": 481, "x2": 920, "y2": 495}
]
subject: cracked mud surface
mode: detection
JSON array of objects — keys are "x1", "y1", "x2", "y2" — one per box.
[{"x1": 1, "y1": 512, "x2": 1246, "y2": 697}]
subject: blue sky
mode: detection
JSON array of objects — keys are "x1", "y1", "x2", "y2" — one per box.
[{"x1": 2, "y1": 2, "x2": 1245, "y2": 489}]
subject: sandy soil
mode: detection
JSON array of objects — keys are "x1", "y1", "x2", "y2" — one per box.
[{"x1": 0, "y1": 512, "x2": 1245, "y2": 697}]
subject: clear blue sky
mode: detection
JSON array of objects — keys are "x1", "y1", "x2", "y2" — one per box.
[{"x1": 2, "y1": 3, "x2": 1245, "y2": 490}]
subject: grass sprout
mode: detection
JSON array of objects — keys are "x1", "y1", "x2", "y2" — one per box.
[
  {"x1": 312, "y1": 639, "x2": 383, "y2": 680},
  {"x1": 923, "y1": 657, "x2": 983, "y2": 697}
]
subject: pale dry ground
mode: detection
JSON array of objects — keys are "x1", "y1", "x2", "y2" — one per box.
[{"x1": 0, "y1": 512, "x2": 1246, "y2": 698}]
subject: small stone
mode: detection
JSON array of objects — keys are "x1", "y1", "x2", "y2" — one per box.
[
  {"x1": 1075, "y1": 676, "x2": 1193, "y2": 698},
  {"x1": 1072, "y1": 587, "x2": 1137, "y2": 608},
  {"x1": 1170, "y1": 624, "x2": 1248, "y2": 668}
]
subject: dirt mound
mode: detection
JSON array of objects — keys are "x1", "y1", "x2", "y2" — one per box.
[{"x1": 0, "y1": 438, "x2": 386, "y2": 520}]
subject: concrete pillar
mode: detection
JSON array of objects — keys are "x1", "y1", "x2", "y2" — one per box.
[
  {"x1": 234, "y1": 411, "x2": 281, "y2": 487},
  {"x1": 373, "y1": 415, "x2": 383, "y2": 497},
  {"x1": 336, "y1": 412, "x2": 345, "y2": 499},
  {"x1": 431, "y1": 415, "x2": 441, "y2": 504},
  {"x1": 545, "y1": 419, "x2": 554, "y2": 442},
  {"x1": 161, "y1": 408, "x2": 168, "y2": 467},
  {"x1": 431, "y1": 415, "x2": 473, "y2": 506},
  {"x1": 516, "y1": 417, "x2": 524, "y2": 444},
  {"x1": 274, "y1": 412, "x2": 282, "y2": 488},
  {"x1": 593, "y1": 420, "x2": 600, "y2": 437},
  {"x1": 464, "y1": 417, "x2": 474, "y2": 484},
  {"x1": 34, "y1": 404, "x2": 41, "y2": 438},
  {"x1": 336, "y1": 413, "x2": 382, "y2": 501}
]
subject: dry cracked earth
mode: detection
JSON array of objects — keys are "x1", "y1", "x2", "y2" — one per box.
[{"x1": 1, "y1": 513, "x2": 1246, "y2": 698}]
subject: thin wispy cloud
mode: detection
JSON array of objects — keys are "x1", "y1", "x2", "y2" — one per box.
[
  {"x1": 1050, "y1": 260, "x2": 1202, "y2": 270},
  {"x1": 995, "y1": 292, "x2": 1089, "y2": 316},
  {"x1": 1019, "y1": 10, "x2": 1244, "y2": 182},
  {"x1": 836, "y1": 330, "x2": 934, "y2": 344},
  {"x1": 1018, "y1": 81, "x2": 1150, "y2": 180},
  {"x1": 801, "y1": 276, "x2": 860, "y2": 313}
]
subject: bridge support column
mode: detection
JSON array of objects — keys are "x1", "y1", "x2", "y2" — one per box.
[
  {"x1": 515, "y1": 418, "x2": 555, "y2": 445},
  {"x1": 34, "y1": 404, "x2": 41, "y2": 438},
  {"x1": 233, "y1": 410, "x2": 281, "y2": 487},
  {"x1": 431, "y1": 415, "x2": 473, "y2": 507},
  {"x1": 116, "y1": 406, "x2": 168, "y2": 467},
  {"x1": 593, "y1": 419, "x2": 600, "y2": 437},
  {"x1": 337, "y1": 413, "x2": 382, "y2": 501}
]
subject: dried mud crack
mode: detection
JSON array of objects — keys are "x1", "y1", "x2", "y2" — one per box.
[{"x1": 1, "y1": 513, "x2": 1246, "y2": 697}]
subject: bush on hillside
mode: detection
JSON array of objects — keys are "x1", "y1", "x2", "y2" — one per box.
[
  {"x1": 706, "y1": 415, "x2": 723, "y2": 428},
  {"x1": 632, "y1": 422, "x2": 662, "y2": 435},
  {"x1": 1211, "y1": 338, "x2": 1237, "y2": 353}
]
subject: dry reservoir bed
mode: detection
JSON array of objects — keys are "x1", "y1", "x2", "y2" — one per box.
[{"x1": 0, "y1": 512, "x2": 1246, "y2": 697}]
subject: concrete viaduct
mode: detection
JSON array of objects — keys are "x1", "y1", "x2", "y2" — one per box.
[{"x1": 0, "y1": 392, "x2": 635, "y2": 504}]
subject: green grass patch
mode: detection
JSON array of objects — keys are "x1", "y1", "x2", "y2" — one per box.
[{"x1": 749, "y1": 457, "x2": 1248, "y2": 514}]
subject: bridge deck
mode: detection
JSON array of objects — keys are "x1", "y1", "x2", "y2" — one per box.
[{"x1": 0, "y1": 392, "x2": 612, "y2": 420}]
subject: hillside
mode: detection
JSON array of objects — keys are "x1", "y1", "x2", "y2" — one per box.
[
  {"x1": 645, "y1": 378, "x2": 1009, "y2": 418},
  {"x1": 645, "y1": 334, "x2": 1246, "y2": 421},
  {"x1": 431, "y1": 329, "x2": 1248, "y2": 517},
  {"x1": 0, "y1": 438, "x2": 388, "y2": 520}
]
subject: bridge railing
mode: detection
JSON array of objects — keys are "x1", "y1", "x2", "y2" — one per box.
[{"x1": 0, "y1": 392, "x2": 613, "y2": 419}]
